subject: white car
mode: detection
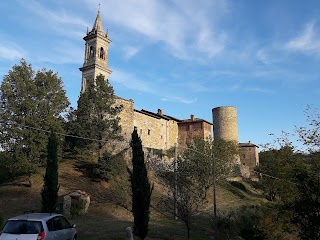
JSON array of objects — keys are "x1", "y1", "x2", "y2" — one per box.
[{"x1": 0, "y1": 213, "x2": 77, "y2": 240}]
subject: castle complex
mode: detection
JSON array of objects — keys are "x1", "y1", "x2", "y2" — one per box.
[{"x1": 79, "y1": 11, "x2": 259, "y2": 171}]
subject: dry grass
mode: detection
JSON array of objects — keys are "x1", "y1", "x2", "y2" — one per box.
[{"x1": 0, "y1": 158, "x2": 265, "y2": 239}]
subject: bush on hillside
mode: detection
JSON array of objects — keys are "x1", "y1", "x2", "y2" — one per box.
[
  {"x1": 217, "y1": 206, "x2": 267, "y2": 239},
  {"x1": 93, "y1": 151, "x2": 127, "y2": 181}
]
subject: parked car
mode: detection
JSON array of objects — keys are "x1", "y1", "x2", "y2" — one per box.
[{"x1": 0, "y1": 213, "x2": 77, "y2": 240}]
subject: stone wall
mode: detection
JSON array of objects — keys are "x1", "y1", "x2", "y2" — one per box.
[
  {"x1": 239, "y1": 145, "x2": 259, "y2": 169},
  {"x1": 166, "y1": 119, "x2": 179, "y2": 150},
  {"x1": 212, "y1": 106, "x2": 238, "y2": 142},
  {"x1": 133, "y1": 111, "x2": 178, "y2": 150},
  {"x1": 178, "y1": 121, "x2": 212, "y2": 151},
  {"x1": 116, "y1": 97, "x2": 135, "y2": 143}
]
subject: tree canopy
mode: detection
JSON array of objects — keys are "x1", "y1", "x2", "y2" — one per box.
[
  {"x1": 66, "y1": 74, "x2": 123, "y2": 155},
  {"x1": 0, "y1": 59, "x2": 69, "y2": 175}
]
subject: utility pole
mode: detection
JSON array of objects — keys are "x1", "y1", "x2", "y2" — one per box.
[
  {"x1": 174, "y1": 143, "x2": 178, "y2": 220},
  {"x1": 212, "y1": 154, "x2": 218, "y2": 239}
]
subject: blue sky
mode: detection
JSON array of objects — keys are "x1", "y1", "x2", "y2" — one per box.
[{"x1": 0, "y1": 0, "x2": 319, "y2": 148}]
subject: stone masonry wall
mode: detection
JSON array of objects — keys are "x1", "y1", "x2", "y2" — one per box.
[
  {"x1": 239, "y1": 146, "x2": 259, "y2": 169},
  {"x1": 116, "y1": 98, "x2": 135, "y2": 144},
  {"x1": 133, "y1": 112, "x2": 178, "y2": 150},
  {"x1": 166, "y1": 119, "x2": 179, "y2": 150},
  {"x1": 178, "y1": 122, "x2": 212, "y2": 151},
  {"x1": 212, "y1": 106, "x2": 238, "y2": 142}
]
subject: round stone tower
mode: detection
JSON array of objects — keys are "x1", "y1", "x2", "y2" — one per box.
[{"x1": 212, "y1": 106, "x2": 238, "y2": 142}]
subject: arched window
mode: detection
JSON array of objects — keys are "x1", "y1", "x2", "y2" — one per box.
[
  {"x1": 100, "y1": 47, "x2": 104, "y2": 59},
  {"x1": 89, "y1": 46, "x2": 94, "y2": 58}
]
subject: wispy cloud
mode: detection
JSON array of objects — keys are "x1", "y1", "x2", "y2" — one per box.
[
  {"x1": 110, "y1": 69, "x2": 155, "y2": 93},
  {"x1": 0, "y1": 44, "x2": 26, "y2": 61},
  {"x1": 123, "y1": 46, "x2": 140, "y2": 60},
  {"x1": 161, "y1": 96, "x2": 197, "y2": 104},
  {"x1": 35, "y1": 42, "x2": 83, "y2": 65},
  {"x1": 245, "y1": 87, "x2": 275, "y2": 94},
  {"x1": 284, "y1": 21, "x2": 320, "y2": 55},
  {"x1": 18, "y1": 0, "x2": 89, "y2": 39},
  {"x1": 85, "y1": 0, "x2": 229, "y2": 60}
]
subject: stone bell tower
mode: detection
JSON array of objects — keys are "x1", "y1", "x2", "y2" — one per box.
[{"x1": 79, "y1": 10, "x2": 112, "y2": 93}]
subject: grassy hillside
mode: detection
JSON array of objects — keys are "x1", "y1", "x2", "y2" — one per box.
[{"x1": 0, "y1": 158, "x2": 267, "y2": 239}]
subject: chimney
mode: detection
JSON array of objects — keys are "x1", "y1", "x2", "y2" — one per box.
[
  {"x1": 190, "y1": 114, "x2": 194, "y2": 121},
  {"x1": 157, "y1": 109, "x2": 163, "y2": 116}
]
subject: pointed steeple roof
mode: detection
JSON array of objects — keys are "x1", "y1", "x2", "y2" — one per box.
[{"x1": 92, "y1": 10, "x2": 104, "y2": 33}]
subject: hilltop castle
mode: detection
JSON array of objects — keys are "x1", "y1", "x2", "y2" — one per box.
[{"x1": 79, "y1": 11, "x2": 259, "y2": 172}]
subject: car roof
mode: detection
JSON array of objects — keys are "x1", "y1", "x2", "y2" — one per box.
[{"x1": 8, "y1": 213, "x2": 62, "y2": 221}]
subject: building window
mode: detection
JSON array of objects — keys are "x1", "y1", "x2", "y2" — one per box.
[
  {"x1": 242, "y1": 154, "x2": 246, "y2": 158},
  {"x1": 100, "y1": 47, "x2": 104, "y2": 59},
  {"x1": 140, "y1": 129, "x2": 142, "y2": 135},
  {"x1": 89, "y1": 46, "x2": 94, "y2": 58},
  {"x1": 148, "y1": 129, "x2": 151, "y2": 135},
  {"x1": 160, "y1": 135, "x2": 162, "y2": 139}
]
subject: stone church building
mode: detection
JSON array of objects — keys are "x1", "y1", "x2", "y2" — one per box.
[{"x1": 79, "y1": 10, "x2": 259, "y2": 170}]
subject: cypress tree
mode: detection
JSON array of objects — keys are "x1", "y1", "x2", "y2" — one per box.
[
  {"x1": 130, "y1": 128, "x2": 153, "y2": 239},
  {"x1": 41, "y1": 132, "x2": 59, "y2": 213}
]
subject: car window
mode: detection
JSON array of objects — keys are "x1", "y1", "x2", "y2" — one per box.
[
  {"x1": 59, "y1": 216, "x2": 72, "y2": 229},
  {"x1": 52, "y1": 217, "x2": 63, "y2": 231},
  {"x1": 46, "y1": 218, "x2": 54, "y2": 231},
  {"x1": 2, "y1": 220, "x2": 43, "y2": 234}
]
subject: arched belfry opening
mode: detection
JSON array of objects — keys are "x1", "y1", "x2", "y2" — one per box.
[
  {"x1": 89, "y1": 46, "x2": 94, "y2": 58},
  {"x1": 100, "y1": 47, "x2": 104, "y2": 59}
]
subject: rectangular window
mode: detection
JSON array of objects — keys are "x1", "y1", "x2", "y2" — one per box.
[
  {"x1": 140, "y1": 129, "x2": 142, "y2": 135},
  {"x1": 148, "y1": 129, "x2": 151, "y2": 135}
]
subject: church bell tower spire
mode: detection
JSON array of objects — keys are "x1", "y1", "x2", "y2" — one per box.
[{"x1": 79, "y1": 9, "x2": 111, "y2": 93}]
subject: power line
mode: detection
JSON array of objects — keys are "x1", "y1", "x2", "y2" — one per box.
[{"x1": 0, "y1": 119, "x2": 129, "y2": 146}]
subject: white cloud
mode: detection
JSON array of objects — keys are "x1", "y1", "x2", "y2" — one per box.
[
  {"x1": 18, "y1": 0, "x2": 89, "y2": 39},
  {"x1": 161, "y1": 96, "x2": 197, "y2": 104},
  {"x1": 284, "y1": 22, "x2": 320, "y2": 55},
  {"x1": 35, "y1": 42, "x2": 83, "y2": 65},
  {"x1": 0, "y1": 44, "x2": 25, "y2": 61},
  {"x1": 110, "y1": 69, "x2": 155, "y2": 93},
  {"x1": 123, "y1": 46, "x2": 140, "y2": 60},
  {"x1": 85, "y1": 0, "x2": 229, "y2": 60},
  {"x1": 245, "y1": 87, "x2": 274, "y2": 94}
]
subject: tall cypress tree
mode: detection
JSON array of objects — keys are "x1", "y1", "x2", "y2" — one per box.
[
  {"x1": 130, "y1": 128, "x2": 153, "y2": 239},
  {"x1": 41, "y1": 132, "x2": 59, "y2": 213}
]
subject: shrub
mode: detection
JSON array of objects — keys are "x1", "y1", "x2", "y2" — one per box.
[
  {"x1": 217, "y1": 206, "x2": 267, "y2": 239},
  {"x1": 93, "y1": 151, "x2": 127, "y2": 181},
  {"x1": 70, "y1": 199, "x2": 84, "y2": 217}
]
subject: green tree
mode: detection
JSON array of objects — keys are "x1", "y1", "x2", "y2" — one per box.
[
  {"x1": 157, "y1": 137, "x2": 239, "y2": 239},
  {"x1": 66, "y1": 74, "x2": 122, "y2": 156},
  {"x1": 258, "y1": 146, "x2": 302, "y2": 202},
  {"x1": 41, "y1": 132, "x2": 59, "y2": 213},
  {"x1": 296, "y1": 105, "x2": 320, "y2": 152},
  {"x1": 129, "y1": 128, "x2": 153, "y2": 239},
  {"x1": 0, "y1": 59, "x2": 69, "y2": 176},
  {"x1": 180, "y1": 137, "x2": 239, "y2": 197}
]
